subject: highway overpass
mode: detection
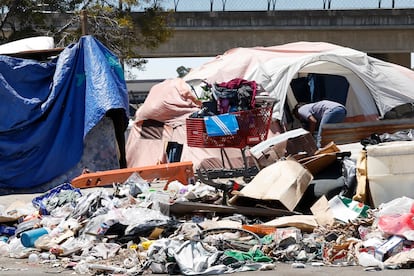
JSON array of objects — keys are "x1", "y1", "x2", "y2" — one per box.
[{"x1": 133, "y1": 9, "x2": 414, "y2": 68}]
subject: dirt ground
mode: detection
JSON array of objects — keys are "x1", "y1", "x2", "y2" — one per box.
[{"x1": 0, "y1": 256, "x2": 412, "y2": 276}]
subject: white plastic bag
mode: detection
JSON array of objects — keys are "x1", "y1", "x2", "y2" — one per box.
[{"x1": 377, "y1": 196, "x2": 414, "y2": 217}]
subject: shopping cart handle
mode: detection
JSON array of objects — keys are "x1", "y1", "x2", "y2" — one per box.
[{"x1": 196, "y1": 169, "x2": 246, "y2": 205}]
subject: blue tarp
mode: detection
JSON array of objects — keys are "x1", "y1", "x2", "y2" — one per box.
[{"x1": 0, "y1": 35, "x2": 129, "y2": 189}]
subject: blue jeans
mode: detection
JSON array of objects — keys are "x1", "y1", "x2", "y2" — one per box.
[{"x1": 317, "y1": 106, "x2": 347, "y2": 148}]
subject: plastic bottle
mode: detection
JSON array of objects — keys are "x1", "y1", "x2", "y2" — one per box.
[
  {"x1": 0, "y1": 241, "x2": 10, "y2": 256},
  {"x1": 28, "y1": 253, "x2": 39, "y2": 264},
  {"x1": 358, "y1": 252, "x2": 384, "y2": 269}
]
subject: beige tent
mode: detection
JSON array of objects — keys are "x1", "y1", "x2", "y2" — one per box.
[
  {"x1": 127, "y1": 41, "x2": 414, "y2": 171},
  {"x1": 125, "y1": 78, "x2": 272, "y2": 170},
  {"x1": 184, "y1": 41, "x2": 414, "y2": 124}
]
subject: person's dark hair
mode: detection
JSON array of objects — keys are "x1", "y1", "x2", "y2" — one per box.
[
  {"x1": 292, "y1": 102, "x2": 306, "y2": 120},
  {"x1": 292, "y1": 102, "x2": 309, "y2": 129}
]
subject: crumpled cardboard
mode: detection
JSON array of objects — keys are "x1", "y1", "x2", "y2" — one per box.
[
  {"x1": 375, "y1": 235, "x2": 404, "y2": 262},
  {"x1": 200, "y1": 219, "x2": 242, "y2": 230},
  {"x1": 311, "y1": 195, "x2": 369, "y2": 225},
  {"x1": 297, "y1": 153, "x2": 338, "y2": 175},
  {"x1": 237, "y1": 159, "x2": 313, "y2": 211},
  {"x1": 352, "y1": 149, "x2": 370, "y2": 204},
  {"x1": 297, "y1": 141, "x2": 341, "y2": 175},
  {"x1": 384, "y1": 247, "x2": 414, "y2": 267},
  {"x1": 263, "y1": 215, "x2": 318, "y2": 233},
  {"x1": 249, "y1": 128, "x2": 317, "y2": 168},
  {"x1": 310, "y1": 196, "x2": 335, "y2": 226}
]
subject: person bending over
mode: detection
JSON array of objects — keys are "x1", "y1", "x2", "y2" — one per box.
[{"x1": 293, "y1": 100, "x2": 347, "y2": 148}]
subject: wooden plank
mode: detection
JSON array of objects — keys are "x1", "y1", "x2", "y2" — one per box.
[
  {"x1": 169, "y1": 201, "x2": 298, "y2": 218},
  {"x1": 320, "y1": 118, "x2": 414, "y2": 146},
  {"x1": 71, "y1": 161, "x2": 194, "y2": 189}
]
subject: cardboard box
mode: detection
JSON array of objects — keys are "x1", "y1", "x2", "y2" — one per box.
[
  {"x1": 237, "y1": 159, "x2": 313, "y2": 211},
  {"x1": 297, "y1": 153, "x2": 338, "y2": 175},
  {"x1": 286, "y1": 132, "x2": 318, "y2": 157},
  {"x1": 249, "y1": 128, "x2": 317, "y2": 168},
  {"x1": 297, "y1": 141, "x2": 341, "y2": 175},
  {"x1": 375, "y1": 235, "x2": 404, "y2": 261}
]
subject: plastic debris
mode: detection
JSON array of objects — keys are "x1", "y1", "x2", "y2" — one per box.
[{"x1": 2, "y1": 179, "x2": 414, "y2": 275}]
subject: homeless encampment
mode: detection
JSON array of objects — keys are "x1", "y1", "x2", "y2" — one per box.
[
  {"x1": 125, "y1": 78, "x2": 266, "y2": 171},
  {"x1": 184, "y1": 41, "x2": 414, "y2": 125},
  {"x1": 126, "y1": 41, "x2": 414, "y2": 170},
  {"x1": 0, "y1": 35, "x2": 129, "y2": 193}
]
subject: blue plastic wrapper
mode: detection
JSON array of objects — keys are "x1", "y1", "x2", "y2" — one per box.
[
  {"x1": 0, "y1": 225, "x2": 16, "y2": 236},
  {"x1": 32, "y1": 183, "x2": 82, "y2": 215},
  {"x1": 204, "y1": 113, "x2": 239, "y2": 136}
]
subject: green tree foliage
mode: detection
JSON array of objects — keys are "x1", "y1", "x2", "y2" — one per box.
[{"x1": 0, "y1": 0, "x2": 174, "y2": 69}]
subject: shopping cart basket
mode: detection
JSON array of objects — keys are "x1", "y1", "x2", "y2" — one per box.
[
  {"x1": 186, "y1": 99, "x2": 274, "y2": 190},
  {"x1": 186, "y1": 105, "x2": 273, "y2": 149}
]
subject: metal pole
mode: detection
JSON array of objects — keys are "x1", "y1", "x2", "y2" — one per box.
[{"x1": 80, "y1": 9, "x2": 88, "y2": 35}]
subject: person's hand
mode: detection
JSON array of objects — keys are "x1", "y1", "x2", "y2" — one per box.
[{"x1": 308, "y1": 115, "x2": 317, "y2": 134}]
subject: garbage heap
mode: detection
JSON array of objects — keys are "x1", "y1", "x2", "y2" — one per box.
[
  {"x1": 3, "y1": 126, "x2": 414, "y2": 274},
  {"x1": 1, "y1": 172, "x2": 414, "y2": 275}
]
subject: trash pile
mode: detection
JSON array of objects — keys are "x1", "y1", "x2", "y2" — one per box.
[
  {"x1": 3, "y1": 128, "x2": 414, "y2": 275},
  {"x1": 1, "y1": 167, "x2": 414, "y2": 275}
]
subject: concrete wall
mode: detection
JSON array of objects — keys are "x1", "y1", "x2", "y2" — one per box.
[
  {"x1": 48, "y1": 9, "x2": 414, "y2": 67},
  {"x1": 132, "y1": 9, "x2": 414, "y2": 67},
  {"x1": 369, "y1": 53, "x2": 411, "y2": 68}
]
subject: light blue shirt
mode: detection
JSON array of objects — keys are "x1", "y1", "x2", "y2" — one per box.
[{"x1": 298, "y1": 100, "x2": 346, "y2": 121}]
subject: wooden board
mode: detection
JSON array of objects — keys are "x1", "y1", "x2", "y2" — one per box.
[
  {"x1": 320, "y1": 118, "x2": 414, "y2": 146},
  {"x1": 71, "y1": 161, "x2": 194, "y2": 189},
  {"x1": 169, "y1": 201, "x2": 299, "y2": 218}
]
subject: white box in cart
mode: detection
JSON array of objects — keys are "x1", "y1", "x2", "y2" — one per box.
[{"x1": 367, "y1": 141, "x2": 414, "y2": 207}]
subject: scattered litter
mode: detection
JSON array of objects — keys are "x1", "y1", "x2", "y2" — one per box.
[
  {"x1": 2, "y1": 136, "x2": 414, "y2": 274},
  {"x1": 291, "y1": 262, "x2": 306, "y2": 268}
]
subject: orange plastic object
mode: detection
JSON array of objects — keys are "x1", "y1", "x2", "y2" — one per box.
[
  {"x1": 71, "y1": 161, "x2": 194, "y2": 189},
  {"x1": 242, "y1": 224, "x2": 277, "y2": 236}
]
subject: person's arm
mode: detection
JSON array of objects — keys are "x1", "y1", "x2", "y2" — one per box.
[{"x1": 307, "y1": 114, "x2": 318, "y2": 134}]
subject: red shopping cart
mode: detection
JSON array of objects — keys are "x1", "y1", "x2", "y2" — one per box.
[
  {"x1": 186, "y1": 105, "x2": 273, "y2": 149},
  {"x1": 186, "y1": 97, "x2": 275, "y2": 196}
]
